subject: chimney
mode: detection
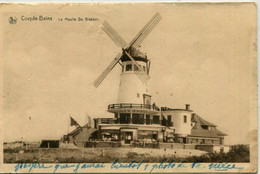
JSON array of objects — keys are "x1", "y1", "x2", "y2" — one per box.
[{"x1": 185, "y1": 104, "x2": 190, "y2": 110}]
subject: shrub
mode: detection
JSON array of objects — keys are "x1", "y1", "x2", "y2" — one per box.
[{"x1": 172, "y1": 145, "x2": 250, "y2": 163}]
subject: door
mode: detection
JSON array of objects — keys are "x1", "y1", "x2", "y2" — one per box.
[
  {"x1": 143, "y1": 94, "x2": 151, "y2": 107},
  {"x1": 124, "y1": 132, "x2": 133, "y2": 144}
]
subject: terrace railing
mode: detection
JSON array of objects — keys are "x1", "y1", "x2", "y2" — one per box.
[{"x1": 108, "y1": 103, "x2": 160, "y2": 111}]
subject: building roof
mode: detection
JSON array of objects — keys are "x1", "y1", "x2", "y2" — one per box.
[
  {"x1": 190, "y1": 114, "x2": 227, "y2": 138},
  {"x1": 191, "y1": 114, "x2": 216, "y2": 127}
]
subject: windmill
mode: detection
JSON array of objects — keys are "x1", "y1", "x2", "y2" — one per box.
[{"x1": 94, "y1": 13, "x2": 161, "y2": 105}]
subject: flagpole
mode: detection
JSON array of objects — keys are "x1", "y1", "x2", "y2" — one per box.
[
  {"x1": 85, "y1": 112, "x2": 87, "y2": 126},
  {"x1": 86, "y1": 112, "x2": 90, "y2": 128},
  {"x1": 88, "y1": 114, "x2": 91, "y2": 128},
  {"x1": 67, "y1": 115, "x2": 70, "y2": 135}
]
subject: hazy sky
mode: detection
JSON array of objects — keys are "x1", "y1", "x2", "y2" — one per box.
[{"x1": 2, "y1": 3, "x2": 257, "y2": 144}]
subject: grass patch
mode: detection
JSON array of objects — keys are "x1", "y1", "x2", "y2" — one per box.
[{"x1": 4, "y1": 145, "x2": 249, "y2": 163}]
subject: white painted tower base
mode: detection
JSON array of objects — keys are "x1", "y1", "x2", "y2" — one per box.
[{"x1": 117, "y1": 61, "x2": 151, "y2": 105}]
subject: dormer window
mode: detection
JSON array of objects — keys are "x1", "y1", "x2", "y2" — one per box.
[{"x1": 201, "y1": 125, "x2": 210, "y2": 130}]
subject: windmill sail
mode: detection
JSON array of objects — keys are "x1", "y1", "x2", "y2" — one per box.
[
  {"x1": 101, "y1": 21, "x2": 128, "y2": 48},
  {"x1": 94, "y1": 13, "x2": 161, "y2": 87},
  {"x1": 130, "y1": 12, "x2": 162, "y2": 49},
  {"x1": 135, "y1": 69, "x2": 149, "y2": 83},
  {"x1": 93, "y1": 53, "x2": 122, "y2": 88}
]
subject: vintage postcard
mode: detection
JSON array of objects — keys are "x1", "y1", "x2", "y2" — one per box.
[{"x1": 0, "y1": 2, "x2": 257, "y2": 173}]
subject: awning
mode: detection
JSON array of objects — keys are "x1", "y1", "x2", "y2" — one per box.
[
  {"x1": 120, "y1": 128, "x2": 137, "y2": 132},
  {"x1": 138, "y1": 131, "x2": 158, "y2": 134}
]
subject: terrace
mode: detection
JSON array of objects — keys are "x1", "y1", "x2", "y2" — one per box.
[
  {"x1": 96, "y1": 115, "x2": 173, "y2": 127},
  {"x1": 97, "y1": 116, "x2": 162, "y2": 125},
  {"x1": 108, "y1": 103, "x2": 160, "y2": 112}
]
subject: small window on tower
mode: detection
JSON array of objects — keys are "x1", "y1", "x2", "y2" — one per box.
[
  {"x1": 184, "y1": 115, "x2": 187, "y2": 123},
  {"x1": 126, "y1": 64, "x2": 132, "y2": 71},
  {"x1": 122, "y1": 65, "x2": 124, "y2": 72},
  {"x1": 137, "y1": 93, "x2": 140, "y2": 98}
]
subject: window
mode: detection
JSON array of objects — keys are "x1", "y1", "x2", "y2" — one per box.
[
  {"x1": 122, "y1": 65, "x2": 124, "y2": 72},
  {"x1": 137, "y1": 93, "x2": 140, "y2": 98},
  {"x1": 146, "y1": 115, "x2": 150, "y2": 125},
  {"x1": 167, "y1": 115, "x2": 172, "y2": 126},
  {"x1": 167, "y1": 115, "x2": 172, "y2": 121},
  {"x1": 132, "y1": 114, "x2": 144, "y2": 124},
  {"x1": 152, "y1": 133, "x2": 158, "y2": 140},
  {"x1": 134, "y1": 65, "x2": 139, "y2": 71},
  {"x1": 125, "y1": 64, "x2": 132, "y2": 71},
  {"x1": 184, "y1": 115, "x2": 187, "y2": 123},
  {"x1": 153, "y1": 115, "x2": 160, "y2": 124},
  {"x1": 120, "y1": 113, "x2": 130, "y2": 124}
]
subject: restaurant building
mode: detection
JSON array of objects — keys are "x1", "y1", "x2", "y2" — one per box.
[
  {"x1": 66, "y1": 59, "x2": 227, "y2": 147},
  {"x1": 93, "y1": 103, "x2": 226, "y2": 145}
]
